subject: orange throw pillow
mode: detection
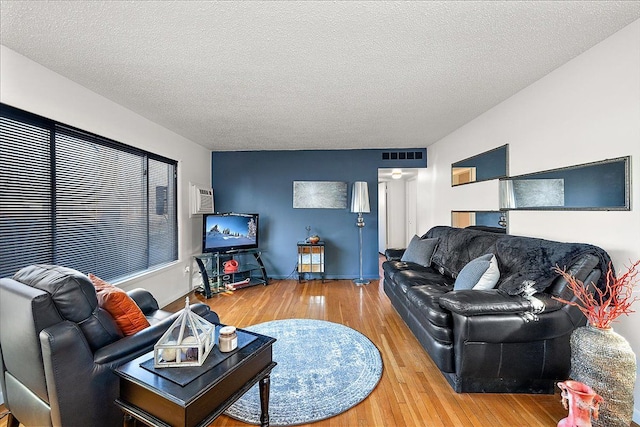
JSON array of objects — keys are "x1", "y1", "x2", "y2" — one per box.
[{"x1": 88, "y1": 273, "x2": 150, "y2": 336}]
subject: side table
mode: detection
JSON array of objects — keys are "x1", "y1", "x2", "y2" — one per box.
[
  {"x1": 297, "y1": 241, "x2": 325, "y2": 282},
  {"x1": 115, "y1": 325, "x2": 276, "y2": 427}
]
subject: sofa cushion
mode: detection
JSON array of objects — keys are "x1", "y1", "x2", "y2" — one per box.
[
  {"x1": 393, "y1": 267, "x2": 454, "y2": 295},
  {"x1": 406, "y1": 284, "x2": 454, "y2": 330},
  {"x1": 382, "y1": 260, "x2": 435, "y2": 282},
  {"x1": 453, "y1": 254, "x2": 500, "y2": 290},
  {"x1": 89, "y1": 274, "x2": 150, "y2": 336},
  {"x1": 401, "y1": 235, "x2": 438, "y2": 267}
]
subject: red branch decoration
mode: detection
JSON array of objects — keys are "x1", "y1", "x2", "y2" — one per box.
[{"x1": 553, "y1": 259, "x2": 640, "y2": 329}]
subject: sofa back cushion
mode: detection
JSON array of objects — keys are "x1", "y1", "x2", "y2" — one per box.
[
  {"x1": 547, "y1": 254, "x2": 600, "y2": 299},
  {"x1": 13, "y1": 265, "x2": 123, "y2": 351},
  {"x1": 494, "y1": 237, "x2": 610, "y2": 296},
  {"x1": 423, "y1": 226, "x2": 611, "y2": 296},
  {"x1": 425, "y1": 226, "x2": 501, "y2": 278}
]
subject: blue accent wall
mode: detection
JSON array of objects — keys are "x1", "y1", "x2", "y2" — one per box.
[{"x1": 211, "y1": 149, "x2": 426, "y2": 280}]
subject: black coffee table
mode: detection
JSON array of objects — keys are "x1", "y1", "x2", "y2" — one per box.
[{"x1": 115, "y1": 326, "x2": 276, "y2": 427}]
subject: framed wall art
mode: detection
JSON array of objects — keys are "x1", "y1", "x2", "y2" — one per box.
[{"x1": 293, "y1": 181, "x2": 347, "y2": 209}]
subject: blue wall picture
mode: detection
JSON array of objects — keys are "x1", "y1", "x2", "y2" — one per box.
[{"x1": 211, "y1": 149, "x2": 426, "y2": 280}]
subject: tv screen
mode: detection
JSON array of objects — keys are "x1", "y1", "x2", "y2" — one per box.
[{"x1": 202, "y1": 213, "x2": 259, "y2": 253}]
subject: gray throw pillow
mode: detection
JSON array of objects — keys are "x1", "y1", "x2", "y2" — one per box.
[
  {"x1": 400, "y1": 235, "x2": 439, "y2": 267},
  {"x1": 453, "y1": 253, "x2": 500, "y2": 291}
]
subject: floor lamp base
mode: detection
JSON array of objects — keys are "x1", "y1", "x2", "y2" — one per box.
[{"x1": 353, "y1": 278, "x2": 370, "y2": 286}]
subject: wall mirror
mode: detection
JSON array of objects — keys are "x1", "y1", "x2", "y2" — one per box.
[
  {"x1": 452, "y1": 211, "x2": 507, "y2": 233},
  {"x1": 451, "y1": 144, "x2": 508, "y2": 186},
  {"x1": 499, "y1": 156, "x2": 630, "y2": 211}
]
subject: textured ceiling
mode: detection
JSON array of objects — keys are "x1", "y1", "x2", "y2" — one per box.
[{"x1": 1, "y1": 1, "x2": 639, "y2": 152}]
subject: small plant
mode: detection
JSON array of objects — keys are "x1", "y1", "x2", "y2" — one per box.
[{"x1": 553, "y1": 259, "x2": 640, "y2": 329}]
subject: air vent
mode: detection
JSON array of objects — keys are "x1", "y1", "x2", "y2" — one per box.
[
  {"x1": 190, "y1": 183, "x2": 214, "y2": 216},
  {"x1": 382, "y1": 151, "x2": 423, "y2": 160}
]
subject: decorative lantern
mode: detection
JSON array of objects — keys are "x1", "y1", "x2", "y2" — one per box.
[{"x1": 154, "y1": 297, "x2": 215, "y2": 368}]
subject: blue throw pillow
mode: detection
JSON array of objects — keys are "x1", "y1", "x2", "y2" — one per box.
[
  {"x1": 453, "y1": 253, "x2": 500, "y2": 290},
  {"x1": 401, "y1": 235, "x2": 439, "y2": 268}
]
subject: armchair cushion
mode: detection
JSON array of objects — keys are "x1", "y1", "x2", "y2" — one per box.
[
  {"x1": 89, "y1": 274, "x2": 150, "y2": 336},
  {"x1": 13, "y1": 265, "x2": 123, "y2": 351},
  {"x1": 126, "y1": 288, "x2": 160, "y2": 315}
]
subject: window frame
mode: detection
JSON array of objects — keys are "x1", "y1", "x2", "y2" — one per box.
[{"x1": 0, "y1": 103, "x2": 178, "y2": 281}]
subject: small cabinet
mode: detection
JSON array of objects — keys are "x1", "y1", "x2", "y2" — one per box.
[
  {"x1": 297, "y1": 241, "x2": 325, "y2": 282},
  {"x1": 192, "y1": 250, "x2": 268, "y2": 298}
]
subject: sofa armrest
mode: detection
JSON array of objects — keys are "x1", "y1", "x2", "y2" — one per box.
[
  {"x1": 384, "y1": 248, "x2": 405, "y2": 261},
  {"x1": 439, "y1": 289, "x2": 564, "y2": 316},
  {"x1": 127, "y1": 288, "x2": 159, "y2": 314}
]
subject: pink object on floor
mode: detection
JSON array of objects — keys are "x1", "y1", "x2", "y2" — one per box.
[{"x1": 557, "y1": 380, "x2": 603, "y2": 427}]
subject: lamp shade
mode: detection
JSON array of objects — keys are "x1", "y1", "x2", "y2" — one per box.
[{"x1": 350, "y1": 181, "x2": 370, "y2": 213}]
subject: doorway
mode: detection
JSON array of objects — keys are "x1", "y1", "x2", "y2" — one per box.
[{"x1": 378, "y1": 168, "x2": 424, "y2": 253}]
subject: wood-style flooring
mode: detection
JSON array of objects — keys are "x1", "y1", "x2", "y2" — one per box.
[
  {"x1": 0, "y1": 273, "x2": 572, "y2": 427},
  {"x1": 166, "y1": 276, "x2": 567, "y2": 427}
]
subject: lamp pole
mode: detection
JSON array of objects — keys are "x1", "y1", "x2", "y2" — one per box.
[{"x1": 354, "y1": 212, "x2": 369, "y2": 285}]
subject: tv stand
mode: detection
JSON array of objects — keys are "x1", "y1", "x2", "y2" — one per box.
[{"x1": 192, "y1": 249, "x2": 268, "y2": 298}]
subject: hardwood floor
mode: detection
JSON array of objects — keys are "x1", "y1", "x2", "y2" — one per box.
[
  {"x1": 0, "y1": 274, "x2": 571, "y2": 427},
  {"x1": 165, "y1": 276, "x2": 567, "y2": 427}
]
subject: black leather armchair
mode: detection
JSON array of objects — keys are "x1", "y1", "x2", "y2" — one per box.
[{"x1": 0, "y1": 265, "x2": 219, "y2": 427}]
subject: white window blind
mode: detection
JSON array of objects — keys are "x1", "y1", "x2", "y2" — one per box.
[{"x1": 0, "y1": 105, "x2": 178, "y2": 281}]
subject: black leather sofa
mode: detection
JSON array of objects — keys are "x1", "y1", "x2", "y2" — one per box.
[
  {"x1": 383, "y1": 226, "x2": 611, "y2": 394},
  {"x1": 0, "y1": 264, "x2": 219, "y2": 427}
]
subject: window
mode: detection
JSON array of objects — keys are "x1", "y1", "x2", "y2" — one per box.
[{"x1": 0, "y1": 104, "x2": 178, "y2": 281}]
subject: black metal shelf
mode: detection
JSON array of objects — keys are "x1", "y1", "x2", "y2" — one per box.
[{"x1": 192, "y1": 250, "x2": 268, "y2": 298}]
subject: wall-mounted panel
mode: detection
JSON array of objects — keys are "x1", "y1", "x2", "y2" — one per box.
[
  {"x1": 500, "y1": 157, "x2": 630, "y2": 210},
  {"x1": 452, "y1": 144, "x2": 508, "y2": 186}
]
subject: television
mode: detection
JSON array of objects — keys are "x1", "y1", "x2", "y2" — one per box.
[{"x1": 202, "y1": 212, "x2": 259, "y2": 253}]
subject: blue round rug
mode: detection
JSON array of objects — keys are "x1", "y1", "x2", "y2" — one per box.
[{"x1": 224, "y1": 319, "x2": 383, "y2": 426}]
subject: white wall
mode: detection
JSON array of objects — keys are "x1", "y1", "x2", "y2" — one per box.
[
  {"x1": 421, "y1": 20, "x2": 640, "y2": 421},
  {"x1": 0, "y1": 45, "x2": 212, "y2": 308},
  {"x1": 385, "y1": 179, "x2": 407, "y2": 249}
]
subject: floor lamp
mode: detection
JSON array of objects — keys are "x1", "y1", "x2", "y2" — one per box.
[{"x1": 351, "y1": 181, "x2": 370, "y2": 285}]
